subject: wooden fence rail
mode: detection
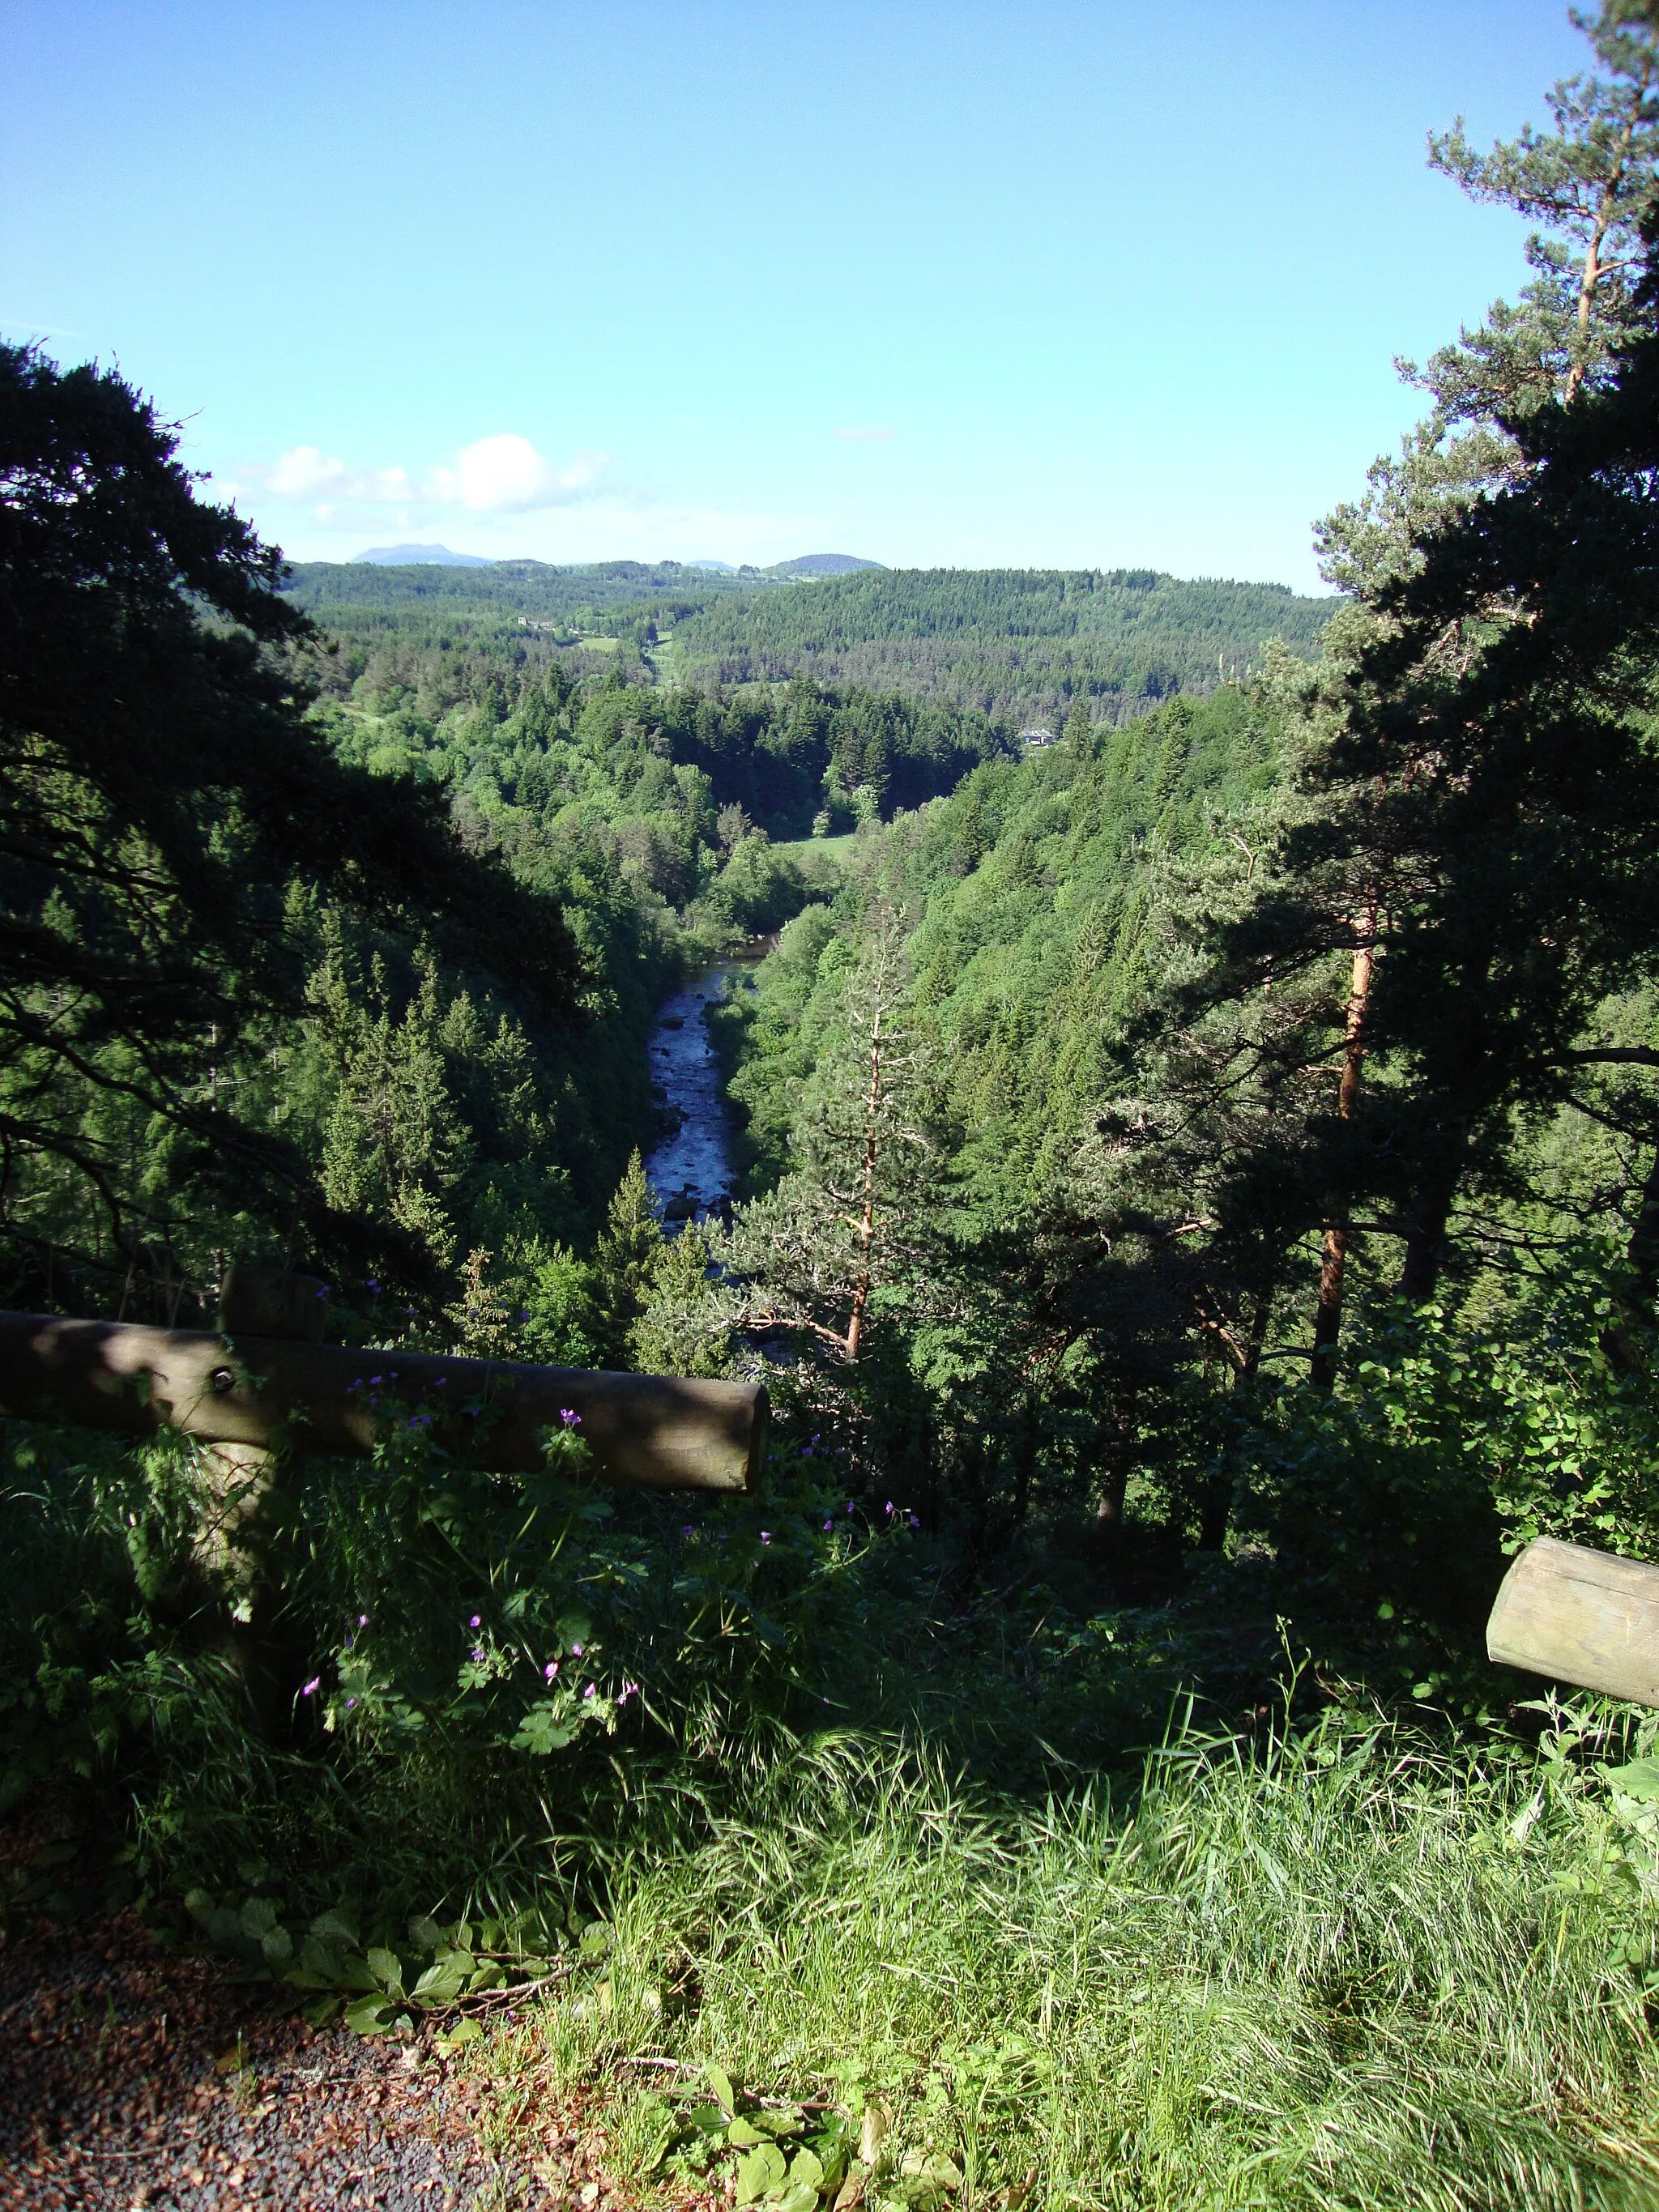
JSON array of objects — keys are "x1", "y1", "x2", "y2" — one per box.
[
  {"x1": 0, "y1": 1275, "x2": 764, "y2": 1494},
  {"x1": 0, "y1": 1268, "x2": 762, "y2": 1727},
  {"x1": 1486, "y1": 1536, "x2": 1659, "y2": 1707}
]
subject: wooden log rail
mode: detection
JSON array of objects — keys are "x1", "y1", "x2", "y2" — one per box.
[
  {"x1": 0, "y1": 1285, "x2": 765, "y2": 1494},
  {"x1": 1487, "y1": 1535, "x2": 1659, "y2": 1706}
]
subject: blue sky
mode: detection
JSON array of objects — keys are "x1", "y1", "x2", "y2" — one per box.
[{"x1": 2, "y1": 2, "x2": 1590, "y2": 591}]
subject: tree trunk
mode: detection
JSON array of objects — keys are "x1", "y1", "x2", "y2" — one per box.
[
  {"x1": 1094, "y1": 1401, "x2": 1137, "y2": 1530},
  {"x1": 1398, "y1": 1136, "x2": 1465, "y2": 1304},
  {"x1": 1198, "y1": 1285, "x2": 1273, "y2": 1552},
  {"x1": 1310, "y1": 901, "x2": 1376, "y2": 1390},
  {"x1": 1563, "y1": 95, "x2": 1642, "y2": 403}
]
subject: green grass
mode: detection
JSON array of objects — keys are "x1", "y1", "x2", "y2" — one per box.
[
  {"x1": 773, "y1": 833, "x2": 860, "y2": 869},
  {"x1": 483, "y1": 1711, "x2": 1659, "y2": 2211}
]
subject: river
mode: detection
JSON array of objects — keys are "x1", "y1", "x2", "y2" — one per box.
[{"x1": 643, "y1": 960, "x2": 751, "y2": 1224}]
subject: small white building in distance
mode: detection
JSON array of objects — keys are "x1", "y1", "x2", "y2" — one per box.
[{"x1": 1021, "y1": 727, "x2": 1055, "y2": 748}]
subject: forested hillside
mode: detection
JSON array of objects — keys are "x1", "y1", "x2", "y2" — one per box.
[
  {"x1": 670, "y1": 565, "x2": 1336, "y2": 726},
  {"x1": 281, "y1": 556, "x2": 1333, "y2": 733}
]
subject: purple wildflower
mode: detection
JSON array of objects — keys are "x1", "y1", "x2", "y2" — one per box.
[
  {"x1": 760, "y1": 1531, "x2": 772, "y2": 1546},
  {"x1": 300, "y1": 1676, "x2": 321, "y2": 1698},
  {"x1": 680, "y1": 1524, "x2": 694, "y2": 1538},
  {"x1": 909, "y1": 1514, "x2": 920, "y2": 1529},
  {"x1": 471, "y1": 1647, "x2": 485, "y2": 1664},
  {"x1": 470, "y1": 1614, "x2": 481, "y2": 1628},
  {"x1": 544, "y1": 1661, "x2": 559, "y2": 1682},
  {"x1": 358, "y1": 1613, "x2": 369, "y2": 1626},
  {"x1": 582, "y1": 1683, "x2": 596, "y2": 1700},
  {"x1": 571, "y1": 1642, "x2": 583, "y2": 1656},
  {"x1": 560, "y1": 1408, "x2": 581, "y2": 1427},
  {"x1": 619, "y1": 1681, "x2": 639, "y2": 1703}
]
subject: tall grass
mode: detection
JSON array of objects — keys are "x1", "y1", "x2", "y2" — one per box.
[{"x1": 497, "y1": 1709, "x2": 1659, "y2": 2211}]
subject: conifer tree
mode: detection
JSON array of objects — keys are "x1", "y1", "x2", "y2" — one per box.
[{"x1": 0, "y1": 342, "x2": 582, "y2": 1306}]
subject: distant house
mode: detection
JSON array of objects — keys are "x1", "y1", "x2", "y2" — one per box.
[{"x1": 1021, "y1": 727, "x2": 1055, "y2": 748}]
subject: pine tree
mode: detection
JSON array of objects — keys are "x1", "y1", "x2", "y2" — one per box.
[{"x1": 589, "y1": 1151, "x2": 665, "y2": 1365}]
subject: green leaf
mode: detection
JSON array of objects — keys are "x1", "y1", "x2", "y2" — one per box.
[
  {"x1": 1606, "y1": 1757, "x2": 1659, "y2": 1801},
  {"x1": 707, "y1": 2064, "x2": 738, "y2": 2118},
  {"x1": 343, "y1": 1993, "x2": 397, "y2": 2035},
  {"x1": 260, "y1": 1925, "x2": 293, "y2": 1966},
  {"x1": 412, "y1": 1955, "x2": 470, "y2": 2005},
  {"x1": 367, "y1": 1946, "x2": 406, "y2": 1999},
  {"x1": 239, "y1": 1896, "x2": 279, "y2": 1939},
  {"x1": 183, "y1": 1887, "x2": 215, "y2": 1929},
  {"x1": 777, "y1": 2186, "x2": 818, "y2": 2212},
  {"x1": 789, "y1": 2147, "x2": 825, "y2": 2193},
  {"x1": 736, "y1": 2142, "x2": 787, "y2": 2204},
  {"x1": 727, "y1": 2119, "x2": 764, "y2": 2147},
  {"x1": 311, "y1": 1907, "x2": 360, "y2": 1946}
]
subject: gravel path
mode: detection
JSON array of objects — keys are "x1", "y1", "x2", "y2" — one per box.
[{"x1": 0, "y1": 1897, "x2": 627, "y2": 2210}]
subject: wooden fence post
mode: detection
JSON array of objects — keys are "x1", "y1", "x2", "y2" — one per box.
[{"x1": 196, "y1": 1267, "x2": 330, "y2": 1727}]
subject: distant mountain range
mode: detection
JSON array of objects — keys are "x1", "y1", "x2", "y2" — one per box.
[{"x1": 353, "y1": 543, "x2": 493, "y2": 566}]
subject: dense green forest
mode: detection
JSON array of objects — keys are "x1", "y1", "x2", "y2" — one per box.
[
  {"x1": 280, "y1": 555, "x2": 1335, "y2": 735},
  {"x1": 13, "y1": 7, "x2": 1659, "y2": 2205},
  {"x1": 669, "y1": 565, "x2": 1337, "y2": 727}
]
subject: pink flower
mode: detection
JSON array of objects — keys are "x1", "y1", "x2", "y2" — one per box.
[
  {"x1": 544, "y1": 1661, "x2": 559, "y2": 1681},
  {"x1": 300, "y1": 1677, "x2": 321, "y2": 1698},
  {"x1": 470, "y1": 1614, "x2": 481, "y2": 1628},
  {"x1": 571, "y1": 1642, "x2": 583, "y2": 1656},
  {"x1": 582, "y1": 1683, "x2": 596, "y2": 1700}
]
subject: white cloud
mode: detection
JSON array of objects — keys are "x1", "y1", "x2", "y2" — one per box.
[
  {"x1": 432, "y1": 433, "x2": 609, "y2": 512},
  {"x1": 268, "y1": 445, "x2": 415, "y2": 503},
  {"x1": 262, "y1": 434, "x2": 608, "y2": 517}
]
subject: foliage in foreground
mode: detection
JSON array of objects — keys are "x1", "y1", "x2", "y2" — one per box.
[{"x1": 501, "y1": 1709, "x2": 1659, "y2": 2212}]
